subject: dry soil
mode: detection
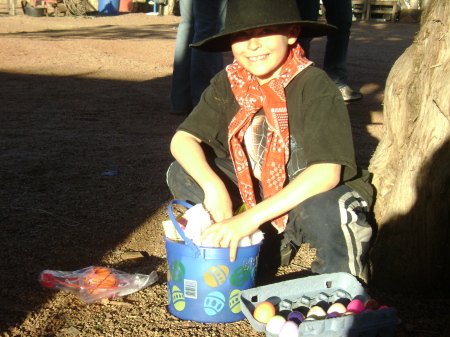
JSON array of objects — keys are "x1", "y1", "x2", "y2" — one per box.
[{"x1": 0, "y1": 11, "x2": 447, "y2": 337}]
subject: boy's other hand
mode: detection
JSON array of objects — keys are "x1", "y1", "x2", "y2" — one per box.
[
  {"x1": 200, "y1": 213, "x2": 257, "y2": 262},
  {"x1": 203, "y1": 186, "x2": 233, "y2": 223}
]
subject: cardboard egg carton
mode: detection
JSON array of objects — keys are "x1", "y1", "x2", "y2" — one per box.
[{"x1": 240, "y1": 272, "x2": 400, "y2": 337}]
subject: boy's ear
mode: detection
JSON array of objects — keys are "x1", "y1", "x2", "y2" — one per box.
[{"x1": 287, "y1": 25, "x2": 301, "y2": 45}]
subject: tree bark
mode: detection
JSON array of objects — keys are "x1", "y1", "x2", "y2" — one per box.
[{"x1": 368, "y1": 0, "x2": 449, "y2": 293}]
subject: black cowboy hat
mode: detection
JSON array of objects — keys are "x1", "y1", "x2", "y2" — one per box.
[{"x1": 191, "y1": 0, "x2": 337, "y2": 53}]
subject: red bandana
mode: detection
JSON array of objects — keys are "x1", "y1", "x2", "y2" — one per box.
[{"x1": 227, "y1": 43, "x2": 312, "y2": 232}]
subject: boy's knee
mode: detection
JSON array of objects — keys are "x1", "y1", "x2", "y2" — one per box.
[
  {"x1": 166, "y1": 161, "x2": 204, "y2": 204},
  {"x1": 294, "y1": 192, "x2": 338, "y2": 228},
  {"x1": 287, "y1": 187, "x2": 355, "y2": 244}
]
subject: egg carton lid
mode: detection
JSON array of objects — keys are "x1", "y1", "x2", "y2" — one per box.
[{"x1": 240, "y1": 272, "x2": 400, "y2": 336}]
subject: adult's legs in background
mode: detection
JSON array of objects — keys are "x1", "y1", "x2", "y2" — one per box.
[
  {"x1": 321, "y1": 0, "x2": 353, "y2": 88},
  {"x1": 170, "y1": 0, "x2": 195, "y2": 114},
  {"x1": 170, "y1": 0, "x2": 227, "y2": 115},
  {"x1": 295, "y1": 0, "x2": 320, "y2": 58},
  {"x1": 190, "y1": 0, "x2": 227, "y2": 107},
  {"x1": 296, "y1": 0, "x2": 362, "y2": 101}
]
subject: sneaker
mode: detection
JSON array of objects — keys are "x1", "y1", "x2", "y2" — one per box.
[
  {"x1": 280, "y1": 242, "x2": 298, "y2": 267},
  {"x1": 256, "y1": 240, "x2": 298, "y2": 280},
  {"x1": 339, "y1": 85, "x2": 363, "y2": 102}
]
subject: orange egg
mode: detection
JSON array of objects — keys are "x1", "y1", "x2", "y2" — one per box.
[
  {"x1": 85, "y1": 267, "x2": 117, "y2": 288},
  {"x1": 253, "y1": 301, "x2": 276, "y2": 323}
]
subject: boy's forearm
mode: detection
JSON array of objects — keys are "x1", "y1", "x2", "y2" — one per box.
[{"x1": 248, "y1": 163, "x2": 341, "y2": 227}]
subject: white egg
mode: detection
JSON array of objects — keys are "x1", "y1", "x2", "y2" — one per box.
[
  {"x1": 265, "y1": 315, "x2": 286, "y2": 335},
  {"x1": 278, "y1": 320, "x2": 299, "y2": 337}
]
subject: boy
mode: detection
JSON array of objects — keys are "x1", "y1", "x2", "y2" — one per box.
[{"x1": 166, "y1": 0, "x2": 373, "y2": 283}]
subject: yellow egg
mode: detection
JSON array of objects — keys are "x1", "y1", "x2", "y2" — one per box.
[
  {"x1": 306, "y1": 305, "x2": 327, "y2": 320},
  {"x1": 327, "y1": 302, "x2": 347, "y2": 316},
  {"x1": 253, "y1": 301, "x2": 276, "y2": 323},
  {"x1": 204, "y1": 265, "x2": 229, "y2": 287},
  {"x1": 229, "y1": 289, "x2": 242, "y2": 314},
  {"x1": 172, "y1": 285, "x2": 185, "y2": 311}
]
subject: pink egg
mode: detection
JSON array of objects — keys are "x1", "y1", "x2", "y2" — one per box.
[
  {"x1": 278, "y1": 320, "x2": 299, "y2": 337},
  {"x1": 346, "y1": 299, "x2": 365, "y2": 314},
  {"x1": 379, "y1": 305, "x2": 390, "y2": 310}
]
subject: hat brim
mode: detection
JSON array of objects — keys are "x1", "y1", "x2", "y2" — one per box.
[{"x1": 190, "y1": 21, "x2": 337, "y2": 53}]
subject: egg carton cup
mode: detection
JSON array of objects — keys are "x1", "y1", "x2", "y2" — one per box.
[{"x1": 240, "y1": 272, "x2": 400, "y2": 337}]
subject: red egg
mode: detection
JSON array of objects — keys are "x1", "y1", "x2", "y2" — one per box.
[{"x1": 365, "y1": 299, "x2": 380, "y2": 310}]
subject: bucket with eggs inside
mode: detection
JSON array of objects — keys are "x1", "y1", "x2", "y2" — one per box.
[{"x1": 164, "y1": 200, "x2": 262, "y2": 323}]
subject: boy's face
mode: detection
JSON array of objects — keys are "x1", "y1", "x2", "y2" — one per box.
[{"x1": 231, "y1": 25, "x2": 300, "y2": 84}]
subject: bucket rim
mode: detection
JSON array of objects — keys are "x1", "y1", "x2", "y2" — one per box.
[{"x1": 164, "y1": 236, "x2": 262, "y2": 260}]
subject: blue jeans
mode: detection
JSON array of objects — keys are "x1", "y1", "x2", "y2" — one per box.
[
  {"x1": 170, "y1": 0, "x2": 227, "y2": 114},
  {"x1": 296, "y1": 0, "x2": 353, "y2": 88},
  {"x1": 166, "y1": 159, "x2": 372, "y2": 281}
]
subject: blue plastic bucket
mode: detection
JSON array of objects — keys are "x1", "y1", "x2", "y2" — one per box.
[
  {"x1": 165, "y1": 200, "x2": 262, "y2": 323},
  {"x1": 98, "y1": 0, "x2": 120, "y2": 15}
]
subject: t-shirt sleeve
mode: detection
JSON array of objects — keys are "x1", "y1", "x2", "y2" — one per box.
[
  {"x1": 176, "y1": 70, "x2": 237, "y2": 158},
  {"x1": 288, "y1": 67, "x2": 358, "y2": 181}
]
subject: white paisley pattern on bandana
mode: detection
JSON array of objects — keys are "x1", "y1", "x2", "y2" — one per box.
[{"x1": 227, "y1": 43, "x2": 312, "y2": 232}]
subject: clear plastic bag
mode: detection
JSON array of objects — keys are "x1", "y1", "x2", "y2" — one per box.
[{"x1": 39, "y1": 266, "x2": 158, "y2": 303}]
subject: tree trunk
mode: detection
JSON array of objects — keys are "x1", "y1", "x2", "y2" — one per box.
[
  {"x1": 410, "y1": 0, "x2": 420, "y2": 9},
  {"x1": 368, "y1": 0, "x2": 449, "y2": 293}
]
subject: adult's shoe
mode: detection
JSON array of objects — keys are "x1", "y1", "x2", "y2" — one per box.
[{"x1": 340, "y1": 85, "x2": 363, "y2": 102}]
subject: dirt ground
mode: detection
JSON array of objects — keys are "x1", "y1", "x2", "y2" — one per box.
[{"x1": 0, "y1": 10, "x2": 447, "y2": 337}]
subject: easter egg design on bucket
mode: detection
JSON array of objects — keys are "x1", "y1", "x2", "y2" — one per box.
[
  {"x1": 167, "y1": 286, "x2": 172, "y2": 305},
  {"x1": 204, "y1": 291, "x2": 226, "y2": 316},
  {"x1": 172, "y1": 285, "x2": 185, "y2": 311},
  {"x1": 170, "y1": 260, "x2": 185, "y2": 283},
  {"x1": 204, "y1": 265, "x2": 229, "y2": 287},
  {"x1": 230, "y1": 266, "x2": 250, "y2": 286},
  {"x1": 229, "y1": 289, "x2": 241, "y2": 314}
]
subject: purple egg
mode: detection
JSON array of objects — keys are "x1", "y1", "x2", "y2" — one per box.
[
  {"x1": 287, "y1": 311, "x2": 304, "y2": 325},
  {"x1": 363, "y1": 308, "x2": 375, "y2": 313},
  {"x1": 326, "y1": 313, "x2": 341, "y2": 319}
]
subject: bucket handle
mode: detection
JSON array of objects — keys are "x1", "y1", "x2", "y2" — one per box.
[{"x1": 167, "y1": 200, "x2": 202, "y2": 258}]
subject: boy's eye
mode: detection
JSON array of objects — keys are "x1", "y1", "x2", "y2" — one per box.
[
  {"x1": 260, "y1": 29, "x2": 273, "y2": 35},
  {"x1": 231, "y1": 31, "x2": 250, "y2": 42}
]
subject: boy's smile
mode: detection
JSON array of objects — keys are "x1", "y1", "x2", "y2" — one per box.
[{"x1": 231, "y1": 25, "x2": 300, "y2": 85}]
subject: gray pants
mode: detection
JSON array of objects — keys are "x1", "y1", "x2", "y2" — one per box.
[{"x1": 166, "y1": 158, "x2": 372, "y2": 281}]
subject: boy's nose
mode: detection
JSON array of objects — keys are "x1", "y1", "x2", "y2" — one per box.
[{"x1": 247, "y1": 37, "x2": 262, "y2": 50}]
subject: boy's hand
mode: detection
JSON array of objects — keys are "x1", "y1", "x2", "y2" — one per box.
[
  {"x1": 200, "y1": 213, "x2": 258, "y2": 262},
  {"x1": 203, "y1": 185, "x2": 233, "y2": 223}
]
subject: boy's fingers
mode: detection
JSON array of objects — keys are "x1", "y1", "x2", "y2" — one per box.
[
  {"x1": 229, "y1": 241, "x2": 238, "y2": 262},
  {"x1": 200, "y1": 224, "x2": 216, "y2": 241}
]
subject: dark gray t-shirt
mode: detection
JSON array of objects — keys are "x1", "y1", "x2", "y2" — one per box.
[{"x1": 177, "y1": 66, "x2": 373, "y2": 207}]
